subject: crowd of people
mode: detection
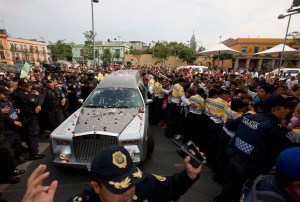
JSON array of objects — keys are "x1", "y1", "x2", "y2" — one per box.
[
  {"x1": 0, "y1": 63, "x2": 300, "y2": 201},
  {"x1": 143, "y1": 66, "x2": 300, "y2": 201},
  {"x1": 0, "y1": 64, "x2": 106, "y2": 184}
]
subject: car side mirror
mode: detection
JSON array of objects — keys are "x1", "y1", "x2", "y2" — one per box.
[
  {"x1": 146, "y1": 99, "x2": 153, "y2": 105},
  {"x1": 78, "y1": 99, "x2": 84, "y2": 104}
]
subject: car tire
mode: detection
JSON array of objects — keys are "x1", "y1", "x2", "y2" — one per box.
[{"x1": 146, "y1": 131, "x2": 154, "y2": 158}]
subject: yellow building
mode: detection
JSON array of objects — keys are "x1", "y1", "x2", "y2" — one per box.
[
  {"x1": 223, "y1": 38, "x2": 300, "y2": 71},
  {"x1": 0, "y1": 29, "x2": 50, "y2": 65}
]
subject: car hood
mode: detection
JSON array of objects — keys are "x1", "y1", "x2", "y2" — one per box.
[{"x1": 74, "y1": 107, "x2": 140, "y2": 134}]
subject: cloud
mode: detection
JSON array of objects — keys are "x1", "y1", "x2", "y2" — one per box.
[{"x1": 0, "y1": 0, "x2": 299, "y2": 48}]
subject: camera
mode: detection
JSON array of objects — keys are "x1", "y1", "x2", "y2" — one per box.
[
  {"x1": 172, "y1": 139, "x2": 206, "y2": 168},
  {"x1": 42, "y1": 63, "x2": 63, "y2": 73}
]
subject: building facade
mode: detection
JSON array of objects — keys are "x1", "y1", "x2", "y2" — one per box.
[
  {"x1": 128, "y1": 41, "x2": 149, "y2": 51},
  {"x1": 223, "y1": 38, "x2": 300, "y2": 71},
  {"x1": 72, "y1": 41, "x2": 130, "y2": 66},
  {"x1": 0, "y1": 29, "x2": 50, "y2": 65}
]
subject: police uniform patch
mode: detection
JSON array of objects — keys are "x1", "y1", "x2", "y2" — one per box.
[
  {"x1": 151, "y1": 174, "x2": 166, "y2": 182},
  {"x1": 286, "y1": 132, "x2": 299, "y2": 143},
  {"x1": 72, "y1": 196, "x2": 82, "y2": 202},
  {"x1": 108, "y1": 176, "x2": 131, "y2": 190},
  {"x1": 112, "y1": 151, "x2": 127, "y2": 168},
  {"x1": 132, "y1": 167, "x2": 142, "y2": 179}
]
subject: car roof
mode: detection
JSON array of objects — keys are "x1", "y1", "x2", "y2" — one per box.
[{"x1": 97, "y1": 70, "x2": 141, "y2": 89}]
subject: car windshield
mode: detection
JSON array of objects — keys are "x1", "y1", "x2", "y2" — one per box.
[{"x1": 84, "y1": 88, "x2": 143, "y2": 108}]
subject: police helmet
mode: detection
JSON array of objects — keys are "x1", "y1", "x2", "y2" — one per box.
[{"x1": 87, "y1": 70, "x2": 95, "y2": 76}]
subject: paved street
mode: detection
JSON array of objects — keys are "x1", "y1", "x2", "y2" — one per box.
[{"x1": 0, "y1": 125, "x2": 221, "y2": 202}]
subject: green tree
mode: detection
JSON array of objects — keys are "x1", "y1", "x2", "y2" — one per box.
[
  {"x1": 100, "y1": 48, "x2": 111, "y2": 66},
  {"x1": 130, "y1": 47, "x2": 143, "y2": 64},
  {"x1": 288, "y1": 31, "x2": 300, "y2": 44},
  {"x1": 82, "y1": 30, "x2": 96, "y2": 61},
  {"x1": 213, "y1": 54, "x2": 233, "y2": 68},
  {"x1": 197, "y1": 46, "x2": 206, "y2": 53},
  {"x1": 154, "y1": 41, "x2": 171, "y2": 65},
  {"x1": 47, "y1": 40, "x2": 72, "y2": 61},
  {"x1": 178, "y1": 46, "x2": 197, "y2": 64}
]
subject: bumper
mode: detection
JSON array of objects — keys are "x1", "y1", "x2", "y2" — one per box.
[{"x1": 52, "y1": 144, "x2": 143, "y2": 171}]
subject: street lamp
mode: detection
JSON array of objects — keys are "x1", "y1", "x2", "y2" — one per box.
[
  {"x1": 151, "y1": 41, "x2": 156, "y2": 58},
  {"x1": 277, "y1": 9, "x2": 300, "y2": 70},
  {"x1": 91, "y1": 0, "x2": 99, "y2": 68}
]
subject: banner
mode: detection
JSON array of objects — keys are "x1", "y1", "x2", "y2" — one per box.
[{"x1": 20, "y1": 62, "x2": 30, "y2": 78}]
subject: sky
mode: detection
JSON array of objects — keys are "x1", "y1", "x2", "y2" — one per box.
[{"x1": 0, "y1": 0, "x2": 300, "y2": 49}]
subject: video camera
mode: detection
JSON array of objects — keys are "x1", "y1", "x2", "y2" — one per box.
[
  {"x1": 172, "y1": 139, "x2": 206, "y2": 168},
  {"x1": 42, "y1": 63, "x2": 63, "y2": 73}
]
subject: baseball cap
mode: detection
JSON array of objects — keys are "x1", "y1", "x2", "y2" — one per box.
[
  {"x1": 262, "y1": 94, "x2": 296, "y2": 111},
  {"x1": 230, "y1": 99, "x2": 249, "y2": 110},
  {"x1": 276, "y1": 147, "x2": 300, "y2": 180},
  {"x1": 18, "y1": 78, "x2": 31, "y2": 86},
  {"x1": 0, "y1": 85, "x2": 12, "y2": 95},
  {"x1": 91, "y1": 146, "x2": 145, "y2": 194}
]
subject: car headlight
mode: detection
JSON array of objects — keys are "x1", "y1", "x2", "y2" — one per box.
[{"x1": 57, "y1": 140, "x2": 70, "y2": 145}]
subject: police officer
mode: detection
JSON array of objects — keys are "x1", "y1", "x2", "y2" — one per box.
[
  {"x1": 215, "y1": 94, "x2": 300, "y2": 202},
  {"x1": 22, "y1": 146, "x2": 203, "y2": 202},
  {"x1": 82, "y1": 70, "x2": 98, "y2": 100},
  {"x1": 12, "y1": 78, "x2": 45, "y2": 161},
  {"x1": 39, "y1": 76, "x2": 66, "y2": 132},
  {"x1": 67, "y1": 74, "x2": 81, "y2": 114},
  {"x1": 167, "y1": 78, "x2": 189, "y2": 139},
  {"x1": 185, "y1": 87, "x2": 205, "y2": 144},
  {"x1": 152, "y1": 77, "x2": 170, "y2": 124},
  {"x1": 0, "y1": 110, "x2": 25, "y2": 184},
  {"x1": 0, "y1": 85, "x2": 25, "y2": 164},
  {"x1": 205, "y1": 88, "x2": 229, "y2": 169},
  {"x1": 242, "y1": 147, "x2": 300, "y2": 202}
]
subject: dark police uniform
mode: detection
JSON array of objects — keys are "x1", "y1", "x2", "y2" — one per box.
[
  {"x1": 0, "y1": 111, "x2": 18, "y2": 182},
  {"x1": 70, "y1": 171, "x2": 198, "y2": 202},
  {"x1": 83, "y1": 77, "x2": 98, "y2": 100},
  {"x1": 217, "y1": 110, "x2": 300, "y2": 201},
  {"x1": 39, "y1": 81, "x2": 66, "y2": 132},
  {"x1": 0, "y1": 99, "x2": 22, "y2": 161},
  {"x1": 13, "y1": 82, "x2": 41, "y2": 158},
  {"x1": 242, "y1": 174, "x2": 294, "y2": 202},
  {"x1": 242, "y1": 147, "x2": 300, "y2": 202},
  {"x1": 67, "y1": 78, "x2": 81, "y2": 114},
  {"x1": 69, "y1": 146, "x2": 199, "y2": 202}
]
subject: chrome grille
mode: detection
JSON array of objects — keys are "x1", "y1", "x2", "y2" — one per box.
[{"x1": 73, "y1": 135, "x2": 118, "y2": 163}]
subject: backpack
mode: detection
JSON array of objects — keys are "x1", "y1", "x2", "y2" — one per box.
[{"x1": 242, "y1": 175, "x2": 286, "y2": 202}]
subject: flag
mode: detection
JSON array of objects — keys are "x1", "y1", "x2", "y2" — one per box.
[{"x1": 20, "y1": 62, "x2": 30, "y2": 78}]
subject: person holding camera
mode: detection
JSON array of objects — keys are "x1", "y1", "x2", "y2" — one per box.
[{"x1": 22, "y1": 145, "x2": 203, "y2": 202}]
